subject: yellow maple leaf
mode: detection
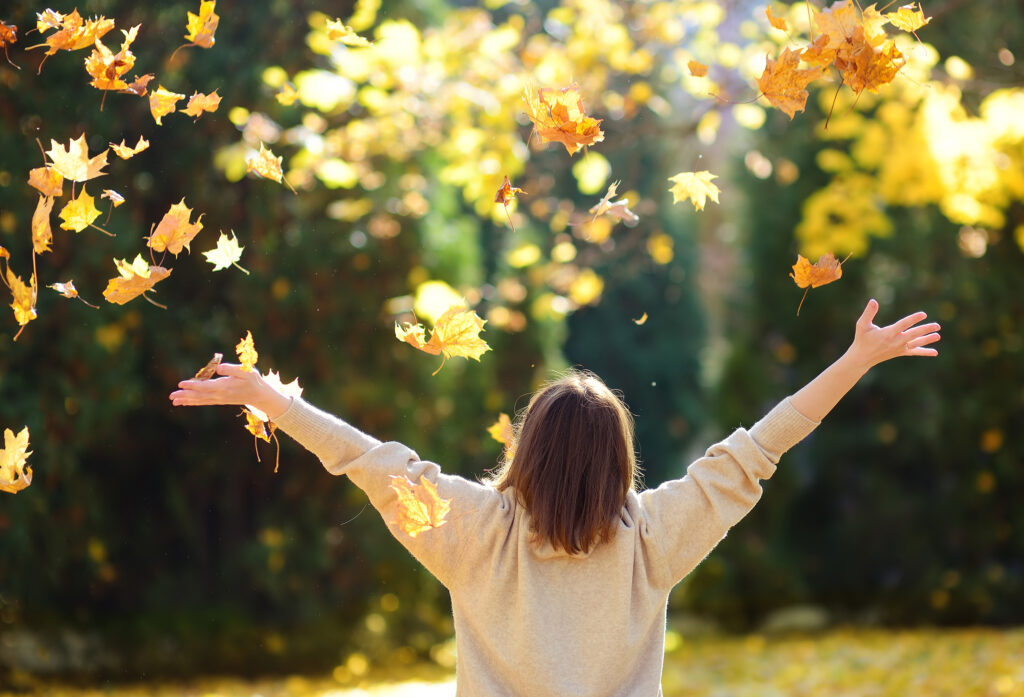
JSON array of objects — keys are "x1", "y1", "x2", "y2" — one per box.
[
  {"x1": 102, "y1": 255, "x2": 172, "y2": 305},
  {"x1": 487, "y1": 413, "x2": 513, "y2": 445},
  {"x1": 185, "y1": 0, "x2": 219, "y2": 48},
  {"x1": 45, "y1": 134, "x2": 109, "y2": 183},
  {"x1": 182, "y1": 89, "x2": 221, "y2": 119},
  {"x1": 84, "y1": 25, "x2": 139, "y2": 92},
  {"x1": 6, "y1": 267, "x2": 37, "y2": 333},
  {"x1": 27, "y1": 166, "x2": 63, "y2": 197},
  {"x1": 58, "y1": 188, "x2": 102, "y2": 233},
  {"x1": 388, "y1": 475, "x2": 451, "y2": 537},
  {"x1": 765, "y1": 6, "x2": 788, "y2": 31},
  {"x1": 101, "y1": 189, "x2": 125, "y2": 208},
  {"x1": 109, "y1": 136, "x2": 150, "y2": 160},
  {"x1": 202, "y1": 231, "x2": 248, "y2": 273},
  {"x1": 395, "y1": 304, "x2": 490, "y2": 375},
  {"x1": 687, "y1": 60, "x2": 708, "y2": 77},
  {"x1": 246, "y1": 142, "x2": 296, "y2": 193},
  {"x1": 149, "y1": 85, "x2": 185, "y2": 125},
  {"x1": 523, "y1": 83, "x2": 605, "y2": 156},
  {"x1": 668, "y1": 171, "x2": 721, "y2": 211},
  {"x1": 887, "y1": 3, "x2": 931, "y2": 33},
  {"x1": 326, "y1": 18, "x2": 372, "y2": 46},
  {"x1": 0, "y1": 427, "x2": 32, "y2": 495},
  {"x1": 756, "y1": 47, "x2": 824, "y2": 119},
  {"x1": 35, "y1": 10, "x2": 114, "y2": 58},
  {"x1": 32, "y1": 196, "x2": 55, "y2": 254},
  {"x1": 790, "y1": 252, "x2": 848, "y2": 315},
  {"x1": 276, "y1": 83, "x2": 299, "y2": 106},
  {"x1": 148, "y1": 198, "x2": 204, "y2": 255},
  {"x1": 236, "y1": 330, "x2": 258, "y2": 372}
]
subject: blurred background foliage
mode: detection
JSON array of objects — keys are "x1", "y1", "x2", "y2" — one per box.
[{"x1": 0, "y1": 0, "x2": 1021, "y2": 686}]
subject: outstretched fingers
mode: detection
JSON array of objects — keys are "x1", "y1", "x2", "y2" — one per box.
[{"x1": 890, "y1": 311, "x2": 929, "y2": 333}]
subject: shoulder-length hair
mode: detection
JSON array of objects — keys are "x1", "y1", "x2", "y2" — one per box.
[{"x1": 487, "y1": 369, "x2": 640, "y2": 554}]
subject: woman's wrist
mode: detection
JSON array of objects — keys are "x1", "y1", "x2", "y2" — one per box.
[{"x1": 254, "y1": 382, "x2": 294, "y2": 421}]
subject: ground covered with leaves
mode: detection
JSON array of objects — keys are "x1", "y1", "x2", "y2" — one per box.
[{"x1": 8, "y1": 627, "x2": 1023, "y2": 697}]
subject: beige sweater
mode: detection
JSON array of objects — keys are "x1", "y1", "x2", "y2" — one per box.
[{"x1": 274, "y1": 396, "x2": 819, "y2": 697}]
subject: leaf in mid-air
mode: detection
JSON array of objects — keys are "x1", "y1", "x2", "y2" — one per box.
[
  {"x1": 148, "y1": 198, "x2": 204, "y2": 255},
  {"x1": 109, "y1": 136, "x2": 149, "y2": 159},
  {"x1": 887, "y1": 3, "x2": 931, "y2": 33},
  {"x1": 589, "y1": 181, "x2": 638, "y2": 224},
  {"x1": 182, "y1": 90, "x2": 221, "y2": 119},
  {"x1": 668, "y1": 171, "x2": 721, "y2": 211},
  {"x1": 276, "y1": 83, "x2": 299, "y2": 105},
  {"x1": 28, "y1": 166, "x2": 63, "y2": 197},
  {"x1": 84, "y1": 25, "x2": 140, "y2": 91},
  {"x1": 149, "y1": 85, "x2": 185, "y2": 125},
  {"x1": 6, "y1": 267, "x2": 37, "y2": 331},
  {"x1": 36, "y1": 10, "x2": 114, "y2": 57},
  {"x1": 246, "y1": 143, "x2": 295, "y2": 193},
  {"x1": 58, "y1": 188, "x2": 102, "y2": 232},
  {"x1": 487, "y1": 413, "x2": 513, "y2": 445},
  {"x1": 236, "y1": 331, "x2": 258, "y2": 372},
  {"x1": 202, "y1": 231, "x2": 248, "y2": 273},
  {"x1": 185, "y1": 0, "x2": 219, "y2": 48},
  {"x1": 102, "y1": 255, "x2": 172, "y2": 305},
  {"x1": 101, "y1": 189, "x2": 125, "y2": 208},
  {"x1": 121, "y1": 73, "x2": 155, "y2": 97},
  {"x1": 494, "y1": 175, "x2": 525, "y2": 206},
  {"x1": 0, "y1": 20, "x2": 19, "y2": 68},
  {"x1": 32, "y1": 196, "x2": 55, "y2": 254},
  {"x1": 395, "y1": 304, "x2": 490, "y2": 375},
  {"x1": 790, "y1": 252, "x2": 848, "y2": 315},
  {"x1": 326, "y1": 18, "x2": 372, "y2": 46},
  {"x1": 687, "y1": 60, "x2": 708, "y2": 77},
  {"x1": 756, "y1": 47, "x2": 824, "y2": 119},
  {"x1": 523, "y1": 83, "x2": 604, "y2": 156},
  {"x1": 0, "y1": 427, "x2": 32, "y2": 495},
  {"x1": 765, "y1": 7, "x2": 788, "y2": 31},
  {"x1": 47, "y1": 280, "x2": 98, "y2": 309},
  {"x1": 388, "y1": 475, "x2": 451, "y2": 537},
  {"x1": 46, "y1": 134, "x2": 109, "y2": 183}
]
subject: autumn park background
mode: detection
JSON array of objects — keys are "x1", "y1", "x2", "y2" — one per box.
[{"x1": 1, "y1": 0, "x2": 1023, "y2": 694}]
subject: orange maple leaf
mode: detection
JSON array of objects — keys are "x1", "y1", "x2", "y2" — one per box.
[
  {"x1": 28, "y1": 166, "x2": 64, "y2": 197},
  {"x1": 102, "y1": 255, "x2": 172, "y2": 306},
  {"x1": 841, "y1": 35, "x2": 905, "y2": 94},
  {"x1": 247, "y1": 143, "x2": 296, "y2": 194},
  {"x1": 687, "y1": 60, "x2": 708, "y2": 77},
  {"x1": 32, "y1": 196, "x2": 54, "y2": 254},
  {"x1": 790, "y1": 252, "x2": 849, "y2": 315},
  {"x1": 150, "y1": 85, "x2": 185, "y2": 125},
  {"x1": 765, "y1": 6, "x2": 789, "y2": 31},
  {"x1": 121, "y1": 73, "x2": 155, "y2": 97},
  {"x1": 84, "y1": 25, "x2": 139, "y2": 94},
  {"x1": 5, "y1": 266, "x2": 38, "y2": 339},
  {"x1": 148, "y1": 198, "x2": 204, "y2": 255},
  {"x1": 494, "y1": 175, "x2": 525, "y2": 231},
  {"x1": 192, "y1": 352, "x2": 223, "y2": 380},
  {"x1": 236, "y1": 331, "x2": 258, "y2": 372},
  {"x1": 388, "y1": 475, "x2": 451, "y2": 537},
  {"x1": 109, "y1": 136, "x2": 149, "y2": 160},
  {"x1": 46, "y1": 134, "x2": 109, "y2": 183},
  {"x1": 0, "y1": 427, "x2": 32, "y2": 495},
  {"x1": 0, "y1": 20, "x2": 18, "y2": 69},
  {"x1": 182, "y1": 90, "x2": 221, "y2": 119},
  {"x1": 185, "y1": 0, "x2": 219, "y2": 48},
  {"x1": 756, "y1": 47, "x2": 824, "y2": 119},
  {"x1": 58, "y1": 188, "x2": 103, "y2": 233},
  {"x1": 523, "y1": 83, "x2": 605, "y2": 156},
  {"x1": 32, "y1": 10, "x2": 114, "y2": 59},
  {"x1": 395, "y1": 304, "x2": 491, "y2": 375}
]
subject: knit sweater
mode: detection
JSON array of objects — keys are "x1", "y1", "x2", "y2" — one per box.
[{"x1": 274, "y1": 396, "x2": 820, "y2": 697}]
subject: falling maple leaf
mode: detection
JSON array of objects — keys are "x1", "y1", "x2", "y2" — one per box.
[
  {"x1": 84, "y1": 24, "x2": 140, "y2": 98},
  {"x1": 494, "y1": 175, "x2": 525, "y2": 231},
  {"x1": 487, "y1": 413, "x2": 513, "y2": 446},
  {"x1": 150, "y1": 85, "x2": 185, "y2": 125},
  {"x1": 523, "y1": 83, "x2": 605, "y2": 156},
  {"x1": 5, "y1": 267, "x2": 38, "y2": 338},
  {"x1": 184, "y1": 0, "x2": 219, "y2": 48},
  {"x1": 276, "y1": 83, "x2": 299, "y2": 106},
  {"x1": 120, "y1": 73, "x2": 154, "y2": 97},
  {"x1": 58, "y1": 188, "x2": 104, "y2": 233},
  {"x1": 193, "y1": 352, "x2": 223, "y2": 380},
  {"x1": 756, "y1": 47, "x2": 824, "y2": 119},
  {"x1": 687, "y1": 60, "x2": 708, "y2": 77},
  {"x1": 48, "y1": 280, "x2": 99, "y2": 308},
  {"x1": 395, "y1": 304, "x2": 490, "y2": 375},
  {"x1": 789, "y1": 252, "x2": 849, "y2": 315},
  {"x1": 35, "y1": 10, "x2": 64, "y2": 34},
  {"x1": 203, "y1": 230, "x2": 248, "y2": 273},
  {"x1": 841, "y1": 37, "x2": 905, "y2": 94},
  {"x1": 45, "y1": 134, "x2": 109, "y2": 183},
  {"x1": 0, "y1": 20, "x2": 19, "y2": 69},
  {"x1": 109, "y1": 136, "x2": 149, "y2": 159},
  {"x1": 589, "y1": 181, "x2": 639, "y2": 224},
  {"x1": 236, "y1": 331, "x2": 258, "y2": 372},
  {"x1": 247, "y1": 142, "x2": 296, "y2": 193},
  {"x1": 182, "y1": 90, "x2": 221, "y2": 119},
  {"x1": 388, "y1": 475, "x2": 451, "y2": 537},
  {"x1": 147, "y1": 198, "x2": 204, "y2": 255},
  {"x1": 30, "y1": 10, "x2": 114, "y2": 72},
  {"x1": 27, "y1": 166, "x2": 64, "y2": 198},
  {"x1": 668, "y1": 171, "x2": 721, "y2": 211},
  {"x1": 0, "y1": 427, "x2": 32, "y2": 495},
  {"x1": 101, "y1": 189, "x2": 125, "y2": 207},
  {"x1": 32, "y1": 196, "x2": 54, "y2": 254},
  {"x1": 326, "y1": 18, "x2": 372, "y2": 46},
  {"x1": 887, "y1": 3, "x2": 931, "y2": 33},
  {"x1": 102, "y1": 254, "x2": 172, "y2": 306},
  {"x1": 765, "y1": 7, "x2": 789, "y2": 31}
]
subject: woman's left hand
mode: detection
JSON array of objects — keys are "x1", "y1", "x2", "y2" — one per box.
[{"x1": 169, "y1": 363, "x2": 293, "y2": 420}]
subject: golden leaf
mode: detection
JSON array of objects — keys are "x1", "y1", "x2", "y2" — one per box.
[
  {"x1": 84, "y1": 25, "x2": 139, "y2": 91},
  {"x1": 487, "y1": 413, "x2": 513, "y2": 445},
  {"x1": 101, "y1": 189, "x2": 125, "y2": 207},
  {"x1": 48, "y1": 281, "x2": 79, "y2": 299},
  {"x1": 182, "y1": 89, "x2": 221, "y2": 119},
  {"x1": 109, "y1": 136, "x2": 149, "y2": 159},
  {"x1": 756, "y1": 48, "x2": 824, "y2": 119},
  {"x1": 493, "y1": 175, "x2": 525, "y2": 206},
  {"x1": 45, "y1": 134, "x2": 109, "y2": 183},
  {"x1": 276, "y1": 83, "x2": 299, "y2": 106},
  {"x1": 687, "y1": 60, "x2": 708, "y2": 77},
  {"x1": 148, "y1": 198, "x2": 204, "y2": 255},
  {"x1": 185, "y1": 0, "x2": 219, "y2": 48},
  {"x1": 790, "y1": 252, "x2": 847, "y2": 315},
  {"x1": 37, "y1": 10, "x2": 114, "y2": 56},
  {"x1": 102, "y1": 255, "x2": 172, "y2": 305},
  {"x1": 58, "y1": 188, "x2": 102, "y2": 232},
  {"x1": 0, "y1": 427, "x2": 32, "y2": 495},
  {"x1": 35, "y1": 10, "x2": 63, "y2": 34},
  {"x1": 887, "y1": 3, "x2": 931, "y2": 33},
  {"x1": 121, "y1": 73, "x2": 154, "y2": 97},
  {"x1": 7, "y1": 268, "x2": 37, "y2": 329},
  {"x1": 668, "y1": 171, "x2": 721, "y2": 211},
  {"x1": 395, "y1": 305, "x2": 490, "y2": 375},
  {"x1": 149, "y1": 85, "x2": 185, "y2": 125},
  {"x1": 523, "y1": 83, "x2": 605, "y2": 156},
  {"x1": 27, "y1": 166, "x2": 63, "y2": 197},
  {"x1": 246, "y1": 143, "x2": 295, "y2": 193},
  {"x1": 765, "y1": 7, "x2": 788, "y2": 31},
  {"x1": 388, "y1": 475, "x2": 451, "y2": 537},
  {"x1": 32, "y1": 196, "x2": 55, "y2": 254},
  {"x1": 236, "y1": 330, "x2": 258, "y2": 372},
  {"x1": 326, "y1": 18, "x2": 372, "y2": 46},
  {"x1": 633, "y1": 312, "x2": 648, "y2": 325},
  {"x1": 193, "y1": 352, "x2": 223, "y2": 380}
]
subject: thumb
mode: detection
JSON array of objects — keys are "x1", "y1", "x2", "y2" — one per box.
[{"x1": 857, "y1": 298, "x2": 879, "y2": 329}]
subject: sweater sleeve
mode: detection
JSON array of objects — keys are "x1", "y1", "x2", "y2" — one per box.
[
  {"x1": 273, "y1": 397, "x2": 511, "y2": 589},
  {"x1": 638, "y1": 397, "x2": 819, "y2": 587}
]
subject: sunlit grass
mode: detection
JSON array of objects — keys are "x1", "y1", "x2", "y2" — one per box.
[{"x1": 9, "y1": 628, "x2": 1023, "y2": 697}]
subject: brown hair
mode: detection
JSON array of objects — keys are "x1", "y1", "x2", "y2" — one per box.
[{"x1": 487, "y1": 369, "x2": 639, "y2": 554}]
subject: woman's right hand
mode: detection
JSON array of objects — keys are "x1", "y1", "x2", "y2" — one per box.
[{"x1": 846, "y1": 298, "x2": 941, "y2": 371}]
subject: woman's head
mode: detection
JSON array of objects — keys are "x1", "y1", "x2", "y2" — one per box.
[{"x1": 488, "y1": 369, "x2": 639, "y2": 554}]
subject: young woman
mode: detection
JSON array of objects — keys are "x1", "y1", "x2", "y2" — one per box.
[{"x1": 169, "y1": 298, "x2": 939, "y2": 697}]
